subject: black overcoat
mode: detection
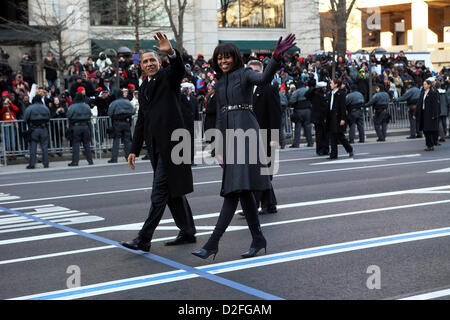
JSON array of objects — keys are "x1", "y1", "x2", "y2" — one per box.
[
  {"x1": 215, "y1": 58, "x2": 280, "y2": 196},
  {"x1": 253, "y1": 83, "x2": 282, "y2": 157},
  {"x1": 326, "y1": 89, "x2": 347, "y2": 133},
  {"x1": 204, "y1": 93, "x2": 217, "y2": 132},
  {"x1": 131, "y1": 49, "x2": 193, "y2": 197},
  {"x1": 415, "y1": 89, "x2": 440, "y2": 132}
]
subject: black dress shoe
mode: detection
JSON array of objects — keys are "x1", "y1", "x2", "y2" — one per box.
[
  {"x1": 289, "y1": 145, "x2": 299, "y2": 148},
  {"x1": 26, "y1": 165, "x2": 35, "y2": 169},
  {"x1": 108, "y1": 159, "x2": 118, "y2": 163},
  {"x1": 165, "y1": 234, "x2": 196, "y2": 246},
  {"x1": 424, "y1": 147, "x2": 434, "y2": 151},
  {"x1": 192, "y1": 248, "x2": 218, "y2": 260},
  {"x1": 68, "y1": 162, "x2": 78, "y2": 166},
  {"x1": 120, "y1": 238, "x2": 151, "y2": 252},
  {"x1": 88, "y1": 161, "x2": 94, "y2": 165},
  {"x1": 406, "y1": 136, "x2": 416, "y2": 139},
  {"x1": 328, "y1": 156, "x2": 338, "y2": 160},
  {"x1": 349, "y1": 152, "x2": 354, "y2": 158}
]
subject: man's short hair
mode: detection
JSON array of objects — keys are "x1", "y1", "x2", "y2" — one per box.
[
  {"x1": 140, "y1": 50, "x2": 161, "y2": 63},
  {"x1": 247, "y1": 60, "x2": 263, "y2": 72}
]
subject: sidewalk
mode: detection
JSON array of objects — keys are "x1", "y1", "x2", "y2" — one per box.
[{"x1": 0, "y1": 128, "x2": 411, "y2": 174}]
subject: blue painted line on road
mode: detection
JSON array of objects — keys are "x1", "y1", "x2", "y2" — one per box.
[{"x1": 0, "y1": 206, "x2": 283, "y2": 301}]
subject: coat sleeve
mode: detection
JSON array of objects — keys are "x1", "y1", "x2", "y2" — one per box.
[
  {"x1": 130, "y1": 103, "x2": 145, "y2": 156},
  {"x1": 167, "y1": 49, "x2": 185, "y2": 88}
]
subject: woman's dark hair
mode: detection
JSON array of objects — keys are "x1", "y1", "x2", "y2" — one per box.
[{"x1": 211, "y1": 42, "x2": 244, "y2": 78}]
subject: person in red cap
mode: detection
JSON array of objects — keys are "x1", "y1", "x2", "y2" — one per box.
[{"x1": 77, "y1": 86, "x2": 85, "y2": 95}]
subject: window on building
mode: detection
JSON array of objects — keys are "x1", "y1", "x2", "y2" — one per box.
[
  {"x1": 218, "y1": 0, "x2": 285, "y2": 28},
  {"x1": 89, "y1": 0, "x2": 169, "y2": 27}
]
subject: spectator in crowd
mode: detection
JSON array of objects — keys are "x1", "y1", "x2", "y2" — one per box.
[
  {"x1": 415, "y1": 79, "x2": 440, "y2": 151},
  {"x1": 20, "y1": 53, "x2": 36, "y2": 86},
  {"x1": 436, "y1": 81, "x2": 449, "y2": 142},
  {"x1": 44, "y1": 52, "x2": 58, "y2": 90}
]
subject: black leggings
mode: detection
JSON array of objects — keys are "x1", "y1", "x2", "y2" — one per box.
[{"x1": 204, "y1": 191, "x2": 262, "y2": 250}]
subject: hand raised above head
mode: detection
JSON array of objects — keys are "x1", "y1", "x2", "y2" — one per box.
[
  {"x1": 153, "y1": 32, "x2": 174, "y2": 56},
  {"x1": 273, "y1": 33, "x2": 296, "y2": 61}
]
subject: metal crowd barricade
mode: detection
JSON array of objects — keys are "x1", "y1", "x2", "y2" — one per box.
[{"x1": 363, "y1": 101, "x2": 409, "y2": 131}]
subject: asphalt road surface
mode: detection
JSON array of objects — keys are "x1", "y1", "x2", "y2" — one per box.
[{"x1": 0, "y1": 137, "x2": 449, "y2": 302}]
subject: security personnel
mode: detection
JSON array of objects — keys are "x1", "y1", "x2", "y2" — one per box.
[
  {"x1": 67, "y1": 93, "x2": 94, "y2": 166},
  {"x1": 248, "y1": 60, "x2": 281, "y2": 215},
  {"x1": 107, "y1": 92, "x2": 134, "y2": 163},
  {"x1": 23, "y1": 95, "x2": 51, "y2": 169},
  {"x1": 288, "y1": 81, "x2": 313, "y2": 147},
  {"x1": 346, "y1": 85, "x2": 366, "y2": 143},
  {"x1": 366, "y1": 85, "x2": 391, "y2": 141},
  {"x1": 306, "y1": 80, "x2": 329, "y2": 156},
  {"x1": 397, "y1": 83, "x2": 422, "y2": 139}
]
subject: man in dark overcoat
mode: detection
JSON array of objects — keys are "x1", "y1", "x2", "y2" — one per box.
[
  {"x1": 327, "y1": 78, "x2": 353, "y2": 160},
  {"x1": 121, "y1": 33, "x2": 196, "y2": 252},
  {"x1": 248, "y1": 60, "x2": 281, "y2": 215}
]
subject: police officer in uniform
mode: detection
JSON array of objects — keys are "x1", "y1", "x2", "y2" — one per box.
[
  {"x1": 23, "y1": 96, "x2": 51, "y2": 169},
  {"x1": 67, "y1": 93, "x2": 94, "y2": 166},
  {"x1": 345, "y1": 85, "x2": 366, "y2": 143},
  {"x1": 107, "y1": 92, "x2": 134, "y2": 163},
  {"x1": 288, "y1": 81, "x2": 313, "y2": 147},
  {"x1": 396, "y1": 83, "x2": 421, "y2": 139},
  {"x1": 366, "y1": 85, "x2": 390, "y2": 142}
]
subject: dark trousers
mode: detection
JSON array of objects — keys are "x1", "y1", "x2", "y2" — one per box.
[
  {"x1": 139, "y1": 154, "x2": 196, "y2": 241},
  {"x1": 292, "y1": 109, "x2": 313, "y2": 146},
  {"x1": 72, "y1": 125, "x2": 93, "y2": 164},
  {"x1": 203, "y1": 191, "x2": 262, "y2": 250},
  {"x1": 29, "y1": 127, "x2": 49, "y2": 167},
  {"x1": 438, "y1": 116, "x2": 447, "y2": 139},
  {"x1": 313, "y1": 122, "x2": 329, "y2": 155},
  {"x1": 254, "y1": 175, "x2": 277, "y2": 210},
  {"x1": 111, "y1": 121, "x2": 132, "y2": 161},
  {"x1": 348, "y1": 109, "x2": 365, "y2": 142},
  {"x1": 424, "y1": 130, "x2": 439, "y2": 148},
  {"x1": 408, "y1": 105, "x2": 420, "y2": 137},
  {"x1": 374, "y1": 111, "x2": 388, "y2": 140},
  {"x1": 329, "y1": 131, "x2": 353, "y2": 158}
]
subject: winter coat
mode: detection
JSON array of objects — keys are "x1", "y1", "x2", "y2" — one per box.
[
  {"x1": 215, "y1": 57, "x2": 280, "y2": 196},
  {"x1": 415, "y1": 89, "x2": 440, "y2": 132}
]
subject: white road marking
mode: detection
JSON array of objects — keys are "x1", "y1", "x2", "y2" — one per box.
[
  {"x1": 1, "y1": 157, "x2": 450, "y2": 206},
  {"x1": 1, "y1": 191, "x2": 450, "y2": 264},
  {"x1": 0, "y1": 156, "x2": 345, "y2": 187},
  {"x1": 399, "y1": 288, "x2": 450, "y2": 300},
  {"x1": 8, "y1": 226, "x2": 450, "y2": 300},
  {"x1": 312, "y1": 154, "x2": 421, "y2": 165},
  {"x1": 428, "y1": 168, "x2": 450, "y2": 173}
]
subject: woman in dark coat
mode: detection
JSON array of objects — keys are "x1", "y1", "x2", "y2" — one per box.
[
  {"x1": 327, "y1": 78, "x2": 353, "y2": 159},
  {"x1": 192, "y1": 35, "x2": 296, "y2": 260},
  {"x1": 415, "y1": 80, "x2": 440, "y2": 151}
]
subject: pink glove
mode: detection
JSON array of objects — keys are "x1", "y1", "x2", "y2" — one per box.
[{"x1": 273, "y1": 34, "x2": 296, "y2": 61}]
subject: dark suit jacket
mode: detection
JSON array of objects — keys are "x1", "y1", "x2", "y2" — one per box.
[
  {"x1": 252, "y1": 83, "x2": 281, "y2": 156},
  {"x1": 326, "y1": 89, "x2": 347, "y2": 133},
  {"x1": 131, "y1": 49, "x2": 193, "y2": 197}
]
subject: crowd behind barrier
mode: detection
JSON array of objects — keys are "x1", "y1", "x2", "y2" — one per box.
[{"x1": 0, "y1": 45, "x2": 449, "y2": 166}]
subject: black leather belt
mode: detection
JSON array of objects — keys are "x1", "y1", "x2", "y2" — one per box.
[{"x1": 221, "y1": 104, "x2": 253, "y2": 113}]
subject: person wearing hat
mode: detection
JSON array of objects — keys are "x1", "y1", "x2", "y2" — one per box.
[
  {"x1": 289, "y1": 80, "x2": 314, "y2": 148},
  {"x1": 23, "y1": 95, "x2": 51, "y2": 169},
  {"x1": 66, "y1": 93, "x2": 94, "y2": 166},
  {"x1": 345, "y1": 85, "x2": 366, "y2": 143},
  {"x1": 396, "y1": 82, "x2": 422, "y2": 139},
  {"x1": 305, "y1": 80, "x2": 329, "y2": 156}
]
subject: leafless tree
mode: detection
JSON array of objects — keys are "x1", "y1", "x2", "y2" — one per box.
[{"x1": 163, "y1": 0, "x2": 188, "y2": 53}]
